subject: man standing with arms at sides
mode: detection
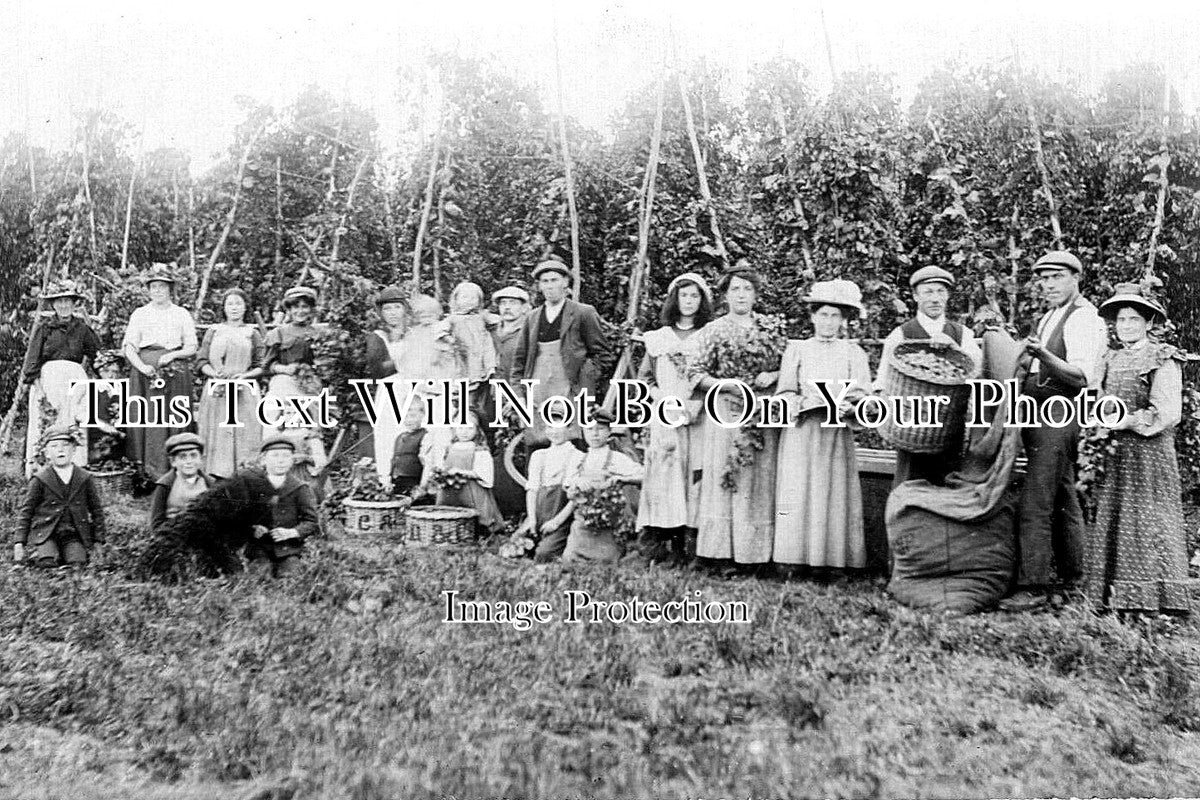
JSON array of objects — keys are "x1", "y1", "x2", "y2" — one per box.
[
  {"x1": 511, "y1": 257, "x2": 611, "y2": 448},
  {"x1": 490, "y1": 285, "x2": 531, "y2": 389},
  {"x1": 1001, "y1": 250, "x2": 1108, "y2": 611},
  {"x1": 878, "y1": 265, "x2": 982, "y2": 485}
]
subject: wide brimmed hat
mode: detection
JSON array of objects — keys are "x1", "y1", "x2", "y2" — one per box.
[
  {"x1": 531, "y1": 258, "x2": 572, "y2": 281},
  {"x1": 40, "y1": 425, "x2": 78, "y2": 448},
  {"x1": 282, "y1": 286, "x2": 318, "y2": 307},
  {"x1": 141, "y1": 263, "x2": 178, "y2": 285},
  {"x1": 909, "y1": 266, "x2": 955, "y2": 289},
  {"x1": 41, "y1": 279, "x2": 87, "y2": 303},
  {"x1": 1033, "y1": 250, "x2": 1084, "y2": 275},
  {"x1": 667, "y1": 272, "x2": 714, "y2": 306},
  {"x1": 803, "y1": 279, "x2": 864, "y2": 315},
  {"x1": 1098, "y1": 282, "x2": 1168, "y2": 323},
  {"x1": 375, "y1": 286, "x2": 409, "y2": 307},
  {"x1": 492, "y1": 285, "x2": 531, "y2": 305},
  {"x1": 260, "y1": 434, "x2": 296, "y2": 454},
  {"x1": 164, "y1": 432, "x2": 204, "y2": 457}
]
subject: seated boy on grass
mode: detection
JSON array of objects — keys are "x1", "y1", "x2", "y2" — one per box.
[
  {"x1": 242, "y1": 434, "x2": 320, "y2": 577},
  {"x1": 14, "y1": 425, "x2": 106, "y2": 568}
]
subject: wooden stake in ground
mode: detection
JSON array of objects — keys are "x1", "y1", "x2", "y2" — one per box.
[
  {"x1": 678, "y1": 73, "x2": 729, "y2": 267},
  {"x1": 412, "y1": 121, "x2": 443, "y2": 292},
  {"x1": 626, "y1": 75, "x2": 665, "y2": 325},
  {"x1": 1145, "y1": 69, "x2": 1172, "y2": 281},
  {"x1": 120, "y1": 154, "x2": 140, "y2": 272},
  {"x1": 274, "y1": 156, "x2": 284, "y2": 269},
  {"x1": 195, "y1": 123, "x2": 265, "y2": 312},
  {"x1": 552, "y1": 12, "x2": 583, "y2": 293}
]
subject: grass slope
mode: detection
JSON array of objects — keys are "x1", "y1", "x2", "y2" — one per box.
[{"x1": 0, "y1": 490, "x2": 1198, "y2": 799}]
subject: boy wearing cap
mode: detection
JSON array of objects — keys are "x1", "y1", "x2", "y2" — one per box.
[
  {"x1": 879, "y1": 266, "x2": 982, "y2": 485},
  {"x1": 14, "y1": 426, "x2": 106, "y2": 568},
  {"x1": 1003, "y1": 250, "x2": 1108, "y2": 609},
  {"x1": 149, "y1": 433, "x2": 215, "y2": 533},
  {"x1": 243, "y1": 434, "x2": 320, "y2": 577},
  {"x1": 511, "y1": 259, "x2": 612, "y2": 446}
]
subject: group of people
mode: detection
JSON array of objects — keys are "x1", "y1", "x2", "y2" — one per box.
[{"x1": 12, "y1": 252, "x2": 1193, "y2": 617}]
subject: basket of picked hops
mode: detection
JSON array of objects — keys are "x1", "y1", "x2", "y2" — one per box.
[
  {"x1": 403, "y1": 505, "x2": 478, "y2": 547},
  {"x1": 90, "y1": 461, "x2": 135, "y2": 505},
  {"x1": 341, "y1": 458, "x2": 410, "y2": 538},
  {"x1": 880, "y1": 340, "x2": 975, "y2": 454}
]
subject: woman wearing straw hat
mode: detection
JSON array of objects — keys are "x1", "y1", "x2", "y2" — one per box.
[
  {"x1": 773, "y1": 280, "x2": 873, "y2": 573},
  {"x1": 21, "y1": 279, "x2": 101, "y2": 476},
  {"x1": 263, "y1": 285, "x2": 322, "y2": 405},
  {"x1": 1084, "y1": 283, "x2": 1190, "y2": 617},
  {"x1": 196, "y1": 288, "x2": 265, "y2": 479},
  {"x1": 634, "y1": 271, "x2": 714, "y2": 563},
  {"x1": 121, "y1": 263, "x2": 199, "y2": 480}
]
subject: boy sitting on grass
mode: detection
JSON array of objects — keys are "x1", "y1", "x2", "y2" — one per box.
[
  {"x1": 14, "y1": 425, "x2": 106, "y2": 568},
  {"x1": 243, "y1": 434, "x2": 320, "y2": 577}
]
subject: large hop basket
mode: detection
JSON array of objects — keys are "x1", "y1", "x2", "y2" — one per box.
[
  {"x1": 91, "y1": 467, "x2": 133, "y2": 505},
  {"x1": 880, "y1": 340, "x2": 975, "y2": 454},
  {"x1": 342, "y1": 498, "x2": 409, "y2": 538},
  {"x1": 403, "y1": 505, "x2": 478, "y2": 547}
]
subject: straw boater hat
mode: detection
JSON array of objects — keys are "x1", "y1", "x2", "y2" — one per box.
[
  {"x1": 666, "y1": 272, "x2": 714, "y2": 306},
  {"x1": 803, "y1": 279, "x2": 864, "y2": 316},
  {"x1": 164, "y1": 432, "x2": 204, "y2": 458},
  {"x1": 1032, "y1": 250, "x2": 1084, "y2": 276},
  {"x1": 41, "y1": 279, "x2": 86, "y2": 303},
  {"x1": 141, "y1": 263, "x2": 178, "y2": 285},
  {"x1": 1098, "y1": 282, "x2": 1168, "y2": 324},
  {"x1": 282, "y1": 286, "x2": 318, "y2": 308},
  {"x1": 908, "y1": 266, "x2": 955, "y2": 289},
  {"x1": 491, "y1": 285, "x2": 531, "y2": 305}
]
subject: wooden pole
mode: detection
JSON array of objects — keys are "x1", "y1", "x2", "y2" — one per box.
[
  {"x1": 433, "y1": 149, "x2": 450, "y2": 301},
  {"x1": 80, "y1": 116, "x2": 100, "y2": 275},
  {"x1": 678, "y1": 73, "x2": 728, "y2": 267},
  {"x1": 819, "y1": 3, "x2": 837, "y2": 83},
  {"x1": 195, "y1": 122, "x2": 264, "y2": 311},
  {"x1": 187, "y1": 179, "x2": 197, "y2": 273},
  {"x1": 274, "y1": 155, "x2": 284, "y2": 269},
  {"x1": 772, "y1": 94, "x2": 816, "y2": 274},
  {"x1": 626, "y1": 76, "x2": 665, "y2": 325},
  {"x1": 119, "y1": 154, "x2": 139, "y2": 272},
  {"x1": 1025, "y1": 101, "x2": 1063, "y2": 248},
  {"x1": 329, "y1": 150, "x2": 372, "y2": 266},
  {"x1": 552, "y1": 12, "x2": 583, "y2": 293},
  {"x1": 412, "y1": 120, "x2": 443, "y2": 293},
  {"x1": 1145, "y1": 69, "x2": 1172, "y2": 280}
]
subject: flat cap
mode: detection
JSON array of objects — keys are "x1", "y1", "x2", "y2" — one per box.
[
  {"x1": 164, "y1": 432, "x2": 204, "y2": 457},
  {"x1": 282, "y1": 286, "x2": 318, "y2": 306},
  {"x1": 141, "y1": 263, "x2": 178, "y2": 285},
  {"x1": 260, "y1": 434, "x2": 297, "y2": 454},
  {"x1": 1033, "y1": 250, "x2": 1084, "y2": 275},
  {"x1": 909, "y1": 266, "x2": 955, "y2": 288},
  {"x1": 531, "y1": 259, "x2": 572, "y2": 281},
  {"x1": 375, "y1": 285, "x2": 409, "y2": 307},
  {"x1": 39, "y1": 425, "x2": 77, "y2": 448},
  {"x1": 491, "y1": 285, "x2": 531, "y2": 305}
]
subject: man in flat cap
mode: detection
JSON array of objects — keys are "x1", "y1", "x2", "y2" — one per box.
[
  {"x1": 490, "y1": 285, "x2": 531, "y2": 388},
  {"x1": 1002, "y1": 250, "x2": 1108, "y2": 610},
  {"x1": 511, "y1": 258, "x2": 612, "y2": 447},
  {"x1": 879, "y1": 265, "x2": 982, "y2": 485}
]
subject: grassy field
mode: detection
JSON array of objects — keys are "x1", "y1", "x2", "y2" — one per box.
[{"x1": 1, "y1": 475, "x2": 1200, "y2": 800}]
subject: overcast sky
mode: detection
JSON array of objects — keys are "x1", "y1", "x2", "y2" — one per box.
[{"x1": 3, "y1": 0, "x2": 1198, "y2": 172}]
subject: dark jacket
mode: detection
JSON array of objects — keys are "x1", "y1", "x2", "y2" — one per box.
[
  {"x1": 16, "y1": 466, "x2": 107, "y2": 547},
  {"x1": 241, "y1": 468, "x2": 320, "y2": 559},
  {"x1": 149, "y1": 469, "x2": 216, "y2": 533},
  {"x1": 511, "y1": 299, "x2": 611, "y2": 395},
  {"x1": 491, "y1": 322, "x2": 525, "y2": 386}
]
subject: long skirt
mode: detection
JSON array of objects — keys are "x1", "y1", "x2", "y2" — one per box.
[
  {"x1": 198, "y1": 379, "x2": 262, "y2": 479},
  {"x1": 694, "y1": 395, "x2": 778, "y2": 564},
  {"x1": 372, "y1": 379, "x2": 417, "y2": 485},
  {"x1": 126, "y1": 347, "x2": 194, "y2": 481},
  {"x1": 773, "y1": 413, "x2": 865, "y2": 567},
  {"x1": 636, "y1": 416, "x2": 704, "y2": 529},
  {"x1": 25, "y1": 360, "x2": 89, "y2": 476},
  {"x1": 1085, "y1": 431, "x2": 1191, "y2": 613}
]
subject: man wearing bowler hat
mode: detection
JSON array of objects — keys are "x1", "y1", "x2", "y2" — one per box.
[
  {"x1": 879, "y1": 265, "x2": 982, "y2": 485},
  {"x1": 1002, "y1": 250, "x2": 1108, "y2": 610},
  {"x1": 511, "y1": 257, "x2": 611, "y2": 447}
]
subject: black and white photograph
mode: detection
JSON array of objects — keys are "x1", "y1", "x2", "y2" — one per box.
[{"x1": 2, "y1": 1, "x2": 1200, "y2": 797}]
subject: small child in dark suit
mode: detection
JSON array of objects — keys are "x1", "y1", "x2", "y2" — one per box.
[{"x1": 14, "y1": 425, "x2": 107, "y2": 568}]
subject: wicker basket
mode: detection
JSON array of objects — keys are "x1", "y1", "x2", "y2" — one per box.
[
  {"x1": 342, "y1": 498, "x2": 409, "y2": 538},
  {"x1": 880, "y1": 341, "x2": 975, "y2": 454},
  {"x1": 91, "y1": 468, "x2": 133, "y2": 504},
  {"x1": 403, "y1": 505, "x2": 478, "y2": 547}
]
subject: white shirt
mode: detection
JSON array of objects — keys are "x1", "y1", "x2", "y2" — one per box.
[
  {"x1": 1030, "y1": 295, "x2": 1108, "y2": 386},
  {"x1": 52, "y1": 464, "x2": 75, "y2": 486},
  {"x1": 542, "y1": 300, "x2": 566, "y2": 324}
]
